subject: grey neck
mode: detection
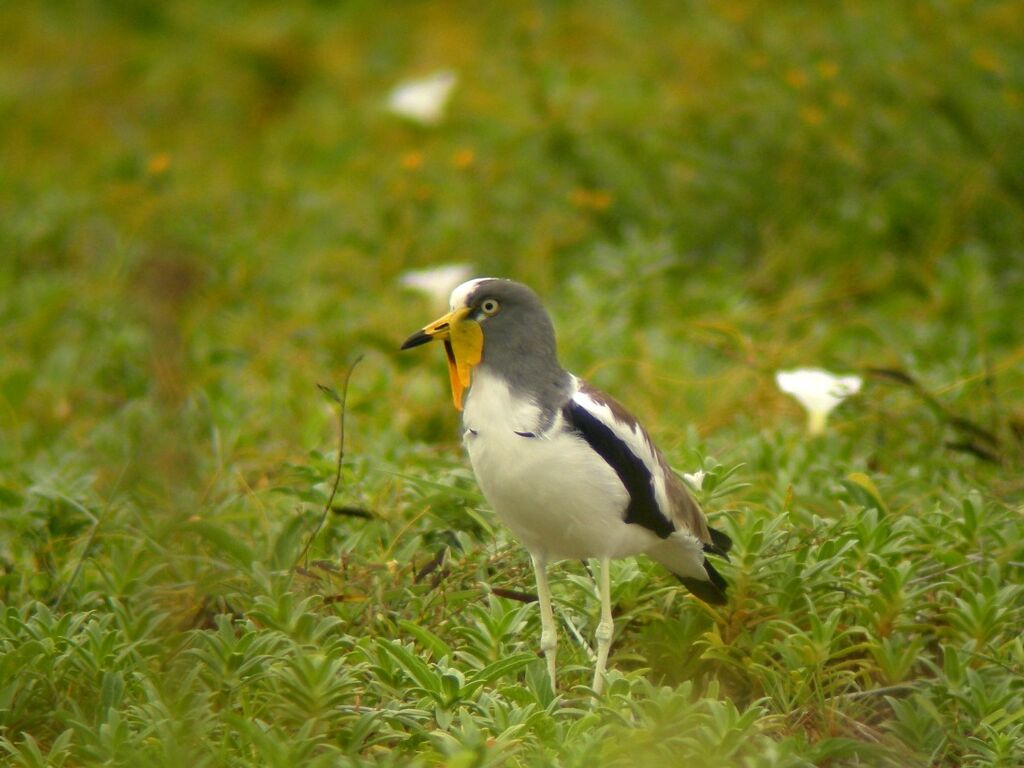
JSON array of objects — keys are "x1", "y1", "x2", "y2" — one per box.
[{"x1": 478, "y1": 348, "x2": 573, "y2": 428}]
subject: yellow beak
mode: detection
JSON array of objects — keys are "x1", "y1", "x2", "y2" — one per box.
[{"x1": 401, "y1": 307, "x2": 483, "y2": 410}]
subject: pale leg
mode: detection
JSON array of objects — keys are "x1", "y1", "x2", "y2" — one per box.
[
  {"x1": 592, "y1": 557, "x2": 613, "y2": 695},
  {"x1": 531, "y1": 554, "x2": 558, "y2": 688}
]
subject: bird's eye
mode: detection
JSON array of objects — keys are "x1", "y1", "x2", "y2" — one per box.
[{"x1": 480, "y1": 299, "x2": 500, "y2": 316}]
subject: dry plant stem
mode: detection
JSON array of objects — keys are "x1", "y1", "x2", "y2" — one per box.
[
  {"x1": 297, "y1": 354, "x2": 364, "y2": 570},
  {"x1": 55, "y1": 462, "x2": 130, "y2": 608},
  {"x1": 54, "y1": 494, "x2": 108, "y2": 608}
]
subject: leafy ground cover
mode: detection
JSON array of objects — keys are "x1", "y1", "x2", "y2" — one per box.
[{"x1": 2, "y1": 1, "x2": 1023, "y2": 765}]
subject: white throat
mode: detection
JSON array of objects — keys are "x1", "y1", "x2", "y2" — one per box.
[{"x1": 463, "y1": 367, "x2": 545, "y2": 436}]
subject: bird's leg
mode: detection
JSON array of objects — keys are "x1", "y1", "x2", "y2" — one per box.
[
  {"x1": 531, "y1": 554, "x2": 557, "y2": 689},
  {"x1": 592, "y1": 556, "x2": 613, "y2": 695}
]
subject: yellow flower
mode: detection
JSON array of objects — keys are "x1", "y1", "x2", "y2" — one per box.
[
  {"x1": 784, "y1": 68, "x2": 808, "y2": 89},
  {"x1": 970, "y1": 48, "x2": 1003, "y2": 75},
  {"x1": 817, "y1": 60, "x2": 839, "y2": 80},
  {"x1": 401, "y1": 151, "x2": 424, "y2": 171},
  {"x1": 830, "y1": 90, "x2": 852, "y2": 109},
  {"x1": 570, "y1": 187, "x2": 613, "y2": 211},
  {"x1": 147, "y1": 153, "x2": 171, "y2": 175},
  {"x1": 452, "y1": 148, "x2": 475, "y2": 169},
  {"x1": 800, "y1": 105, "x2": 825, "y2": 126}
]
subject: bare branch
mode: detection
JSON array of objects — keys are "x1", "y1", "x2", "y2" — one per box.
[{"x1": 297, "y1": 354, "x2": 364, "y2": 570}]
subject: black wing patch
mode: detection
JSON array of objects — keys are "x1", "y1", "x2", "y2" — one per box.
[{"x1": 563, "y1": 399, "x2": 675, "y2": 539}]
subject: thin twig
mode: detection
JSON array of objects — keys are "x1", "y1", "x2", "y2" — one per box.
[
  {"x1": 562, "y1": 611, "x2": 597, "y2": 662},
  {"x1": 865, "y1": 367, "x2": 1001, "y2": 449},
  {"x1": 54, "y1": 493, "x2": 108, "y2": 609},
  {"x1": 838, "y1": 682, "x2": 920, "y2": 700},
  {"x1": 296, "y1": 354, "x2": 363, "y2": 570},
  {"x1": 52, "y1": 459, "x2": 130, "y2": 609},
  {"x1": 414, "y1": 547, "x2": 448, "y2": 584},
  {"x1": 491, "y1": 587, "x2": 537, "y2": 603},
  {"x1": 961, "y1": 648, "x2": 1024, "y2": 679}
]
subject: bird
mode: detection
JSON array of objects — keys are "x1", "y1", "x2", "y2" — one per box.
[{"x1": 401, "y1": 278, "x2": 731, "y2": 694}]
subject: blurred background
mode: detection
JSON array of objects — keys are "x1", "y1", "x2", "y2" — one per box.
[
  {"x1": 1, "y1": 1, "x2": 1023, "y2": 763},
  {"x1": 4, "y1": 0, "x2": 1024, "y2": 621},
  {"x1": 4, "y1": 0, "x2": 1024, "y2": 610},
  {"x1": 4, "y1": 0, "x2": 1022, "y2": 461}
]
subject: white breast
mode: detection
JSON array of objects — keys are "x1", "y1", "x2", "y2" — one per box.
[{"x1": 462, "y1": 369, "x2": 661, "y2": 562}]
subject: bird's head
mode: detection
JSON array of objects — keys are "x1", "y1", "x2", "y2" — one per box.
[{"x1": 401, "y1": 278, "x2": 558, "y2": 410}]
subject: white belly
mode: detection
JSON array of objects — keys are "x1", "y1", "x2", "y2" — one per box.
[{"x1": 462, "y1": 370, "x2": 660, "y2": 562}]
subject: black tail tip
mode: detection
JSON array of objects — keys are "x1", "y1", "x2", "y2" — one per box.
[{"x1": 708, "y1": 526, "x2": 733, "y2": 554}]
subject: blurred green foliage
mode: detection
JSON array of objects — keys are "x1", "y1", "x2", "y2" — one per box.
[{"x1": 1, "y1": 1, "x2": 1022, "y2": 765}]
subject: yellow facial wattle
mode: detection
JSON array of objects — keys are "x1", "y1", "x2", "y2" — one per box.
[{"x1": 402, "y1": 306, "x2": 483, "y2": 410}]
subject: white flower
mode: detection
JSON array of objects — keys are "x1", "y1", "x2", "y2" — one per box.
[
  {"x1": 387, "y1": 70, "x2": 457, "y2": 126},
  {"x1": 682, "y1": 470, "x2": 706, "y2": 492},
  {"x1": 775, "y1": 368, "x2": 862, "y2": 435},
  {"x1": 399, "y1": 264, "x2": 474, "y2": 306}
]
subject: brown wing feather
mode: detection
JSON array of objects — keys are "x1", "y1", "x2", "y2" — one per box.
[
  {"x1": 662, "y1": 463, "x2": 713, "y2": 544},
  {"x1": 577, "y1": 381, "x2": 715, "y2": 546}
]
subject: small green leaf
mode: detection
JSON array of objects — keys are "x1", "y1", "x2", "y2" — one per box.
[
  {"x1": 272, "y1": 513, "x2": 309, "y2": 571},
  {"x1": 380, "y1": 641, "x2": 441, "y2": 694},
  {"x1": 943, "y1": 646, "x2": 963, "y2": 686},
  {"x1": 187, "y1": 520, "x2": 255, "y2": 567},
  {"x1": 317, "y1": 382, "x2": 342, "y2": 404},
  {"x1": 0, "y1": 486, "x2": 24, "y2": 507},
  {"x1": 398, "y1": 620, "x2": 452, "y2": 661},
  {"x1": 466, "y1": 652, "x2": 536, "y2": 691},
  {"x1": 843, "y1": 472, "x2": 889, "y2": 514}
]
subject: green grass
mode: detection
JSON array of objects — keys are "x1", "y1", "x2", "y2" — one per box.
[{"x1": 2, "y1": 1, "x2": 1023, "y2": 765}]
